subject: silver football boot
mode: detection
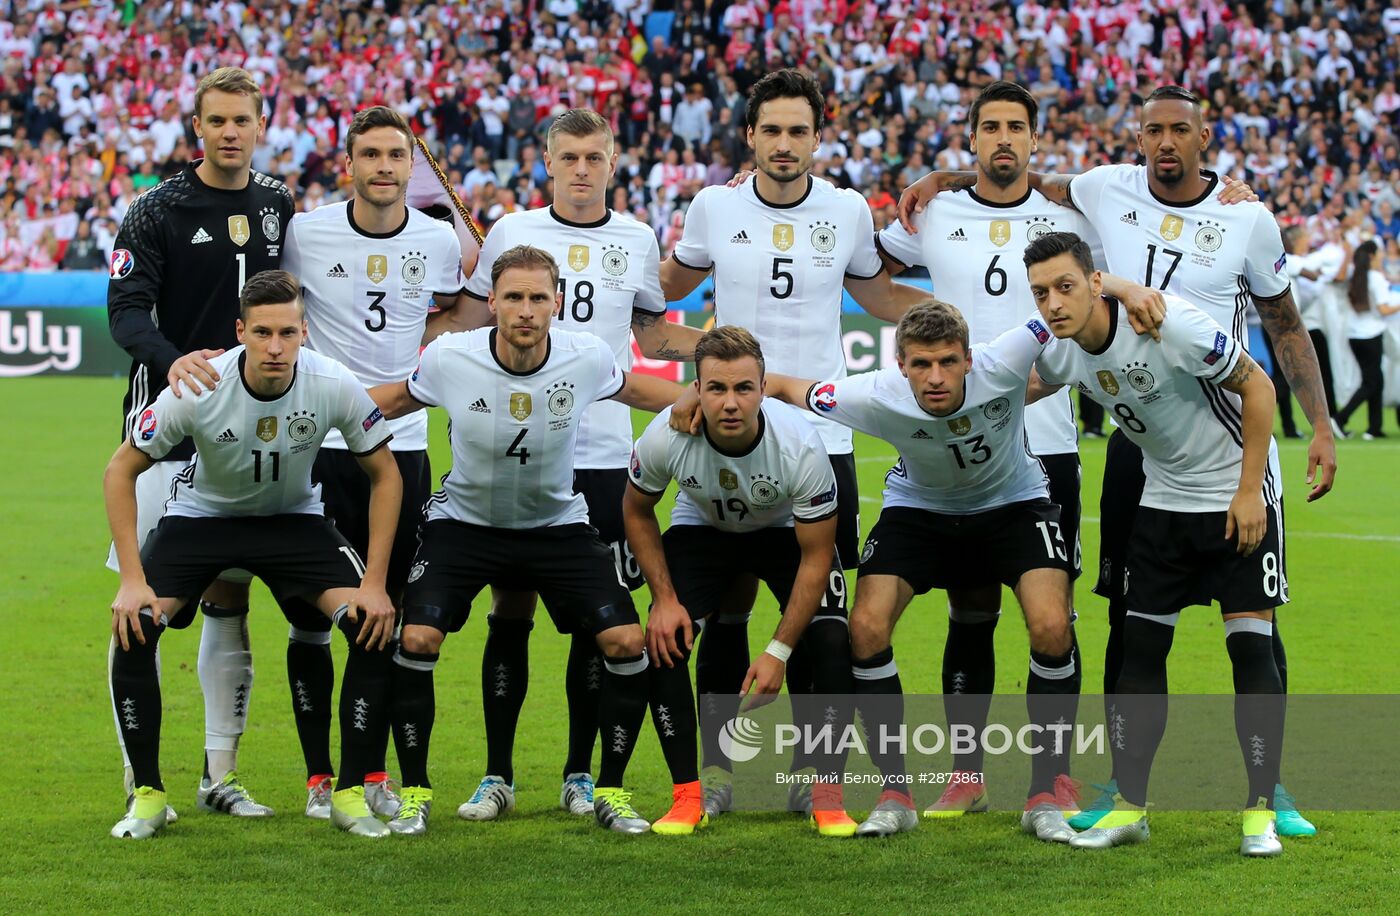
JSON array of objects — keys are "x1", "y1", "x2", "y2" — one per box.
[
  {"x1": 560, "y1": 772, "x2": 595, "y2": 817},
  {"x1": 594, "y1": 787, "x2": 650, "y2": 834},
  {"x1": 1021, "y1": 800, "x2": 1077, "y2": 843},
  {"x1": 305, "y1": 775, "x2": 335, "y2": 820},
  {"x1": 111, "y1": 787, "x2": 169, "y2": 839},
  {"x1": 198, "y1": 771, "x2": 274, "y2": 817},
  {"x1": 388, "y1": 787, "x2": 433, "y2": 836},
  {"x1": 856, "y1": 796, "x2": 919, "y2": 837},
  {"x1": 700, "y1": 766, "x2": 734, "y2": 819},
  {"x1": 329, "y1": 786, "x2": 390, "y2": 838},
  {"x1": 365, "y1": 777, "x2": 402, "y2": 818}
]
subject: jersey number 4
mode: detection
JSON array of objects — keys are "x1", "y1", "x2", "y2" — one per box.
[{"x1": 506, "y1": 429, "x2": 531, "y2": 465}]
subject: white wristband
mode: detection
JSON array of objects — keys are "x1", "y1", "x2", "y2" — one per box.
[{"x1": 763, "y1": 639, "x2": 793, "y2": 663}]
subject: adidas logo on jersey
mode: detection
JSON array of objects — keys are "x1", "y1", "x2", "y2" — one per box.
[
  {"x1": 730, "y1": 230, "x2": 751, "y2": 244},
  {"x1": 191, "y1": 227, "x2": 213, "y2": 244},
  {"x1": 1120, "y1": 211, "x2": 1139, "y2": 226},
  {"x1": 946, "y1": 228, "x2": 967, "y2": 241},
  {"x1": 469, "y1": 397, "x2": 491, "y2": 413},
  {"x1": 911, "y1": 428, "x2": 933, "y2": 439},
  {"x1": 215, "y1": 428, "x2": 239, "y2": 443},
  {"x1": 679, "y1": 475, "x2": 701, "y2": 489},
  {"x1": 326, "y1": 263, "x2": 349, "y2": 278}
]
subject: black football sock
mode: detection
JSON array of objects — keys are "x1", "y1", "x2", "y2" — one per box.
[
  {"x1": 1112, "y1": 613, "x2": 1176, "y2": 807},
  {"x1": 563, "y1": 630, "x2": 604, "y2": 778},
  {"x1": 390, "y1": 647, "x2": 438, "y2": 789},
  {"x1": 287, "y1": 625, "x2": 335, "y2": 780},
  {"x1": 1103, "y1": 593, "x2": 1128, "y2": 782},
  {"x1": 1225, "y1": 618, "x2": 1285, "y2": 808},
  {"x1": 481, "y1": 615, "x2": 532, "y2": 784},
  {"x1": 853, "y1": 647, "x2": 908, "y2": 793},
  {"x1": 696, "y1": 614, "x2": 748, "y2": 771},
  {"x1": 1026, "y1": 643, "x2": 1081, "y2": 797},
  {"x1": 111, "y1": 613, "x2": 165, "y2": 791},
  {"x1": 649, "y1": 652, "x2": 699, "y2": 785},
  {"x1": 943, "y1": 613, "x2": 998, "y2": 774},
  {"x1": 597, "y1": 651, "x2": 649, "y2": 787},
  {"x1": 786, "y1": 639, "x2": 817, "y2": 771},
  {"x1": 334, "y1": 610, "x2": 394, "y2": 789},
  {"x1": 804, "y1": 618, "x2": 855, "y2": 779},
  {"x1": 1271, "y1": 617, "x2": 1288, "y2": 694}
]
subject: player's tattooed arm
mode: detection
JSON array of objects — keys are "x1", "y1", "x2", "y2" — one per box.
[
  {"x1": 631, "y1": 308, "x2": 704, "y2": 361},
  {"x1": 1253, "y1": 288, "x2": 1337, "y2": 501},
  {"x1": 1026, "y1": 171, "x2": 1078, "y2": 210},
  {"x1": 1218, "y1": 351, "x2": 1273, "y2": 554},
  {"x1": 896, "y1": 170, "x2": 977, "y2": 233}
]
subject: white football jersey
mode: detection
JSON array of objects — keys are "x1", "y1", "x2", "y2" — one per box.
[
  {"x1": 283, "y1": 201, "x2": 464, "y2": 451},
  {"x1": 878, "y1": 187, "x2": 1104, "y2": 456},
  {"x1": 630, "y1": 399, "x2": 838, "y2": 533},
  {"x1": 1035, "y1": 297, "x2": 1283, "y2": 512},
  {"x1": 133, "y1": 347, "x2": 391, "y2": 519},
  {"x1": 673, "y1": 176, "x2": 885, "y2": 454},
  {"x1": 805, "y1": 321, "x2": 1051, "y2": 514},
  {"x1": 1067, "y1": 165, "x2": 1291, "y2": 342},
  {"x1": 408, "y1": 327, "x2": 625, "y2": 528},
  {"x1": 467, "y1": 207, "x2": 664, "y2": 470}
]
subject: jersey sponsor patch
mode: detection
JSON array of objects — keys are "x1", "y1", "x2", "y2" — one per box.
[
  {"x1": 137, "y1": 408, "x2": 157, "y2": 440},
  {"x1": 631, "y1": 450, "x2": 643, "y2": 479},
  {"x1": 811, "y1": 481, "x2": 837, "y2": 507},
  {"x1": 109, "y1": 248, "x2": 135, "y2": 280},
  {"x1": 363, "y1": 406, "x2": 384, "y2": 431},
  {"x1": 1204, "y1": 331, "x2": 1228, "y2": 365},
  {"x1": 813, "y1": 383, "x2": 838, "y2": 412},
  {"x1": 1027, "y1": 319, "x2": 1051, "y2": 343},
  {"x1": 1273, "y1": 252, "x2": 1287, "y2": 273}
]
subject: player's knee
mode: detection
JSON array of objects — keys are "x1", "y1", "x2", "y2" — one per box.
[
  {"x1": 1026, "y1": 614, "x2": 1072, "y2": 656},
  {"x1": 597, "y1": 623, "x2": 644, "y2": 659},
  {"x1": 848, "y1": 610, "x2": 891, "y2": 658},
  {"x1": 399, "y1": 624, "x2": 443, "y2": 656},
  {"x1": 115, "y1": 614, "x2": 165, "y2": 666}
]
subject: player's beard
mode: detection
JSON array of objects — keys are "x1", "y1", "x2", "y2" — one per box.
[
  {"x1": 983, "y1": 154, "x2": 1023, "y2": 188},
  {"x1": 759, "y1": 154, "x2": 809, "y2": 183},
  {"x1": 1150, "y1": 155, "x2": 1188, "y2": 186}
]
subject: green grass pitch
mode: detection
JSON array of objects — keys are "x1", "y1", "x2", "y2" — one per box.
[{"x1": 2, "y1": 377, "x2": 1398, "y2": 913}]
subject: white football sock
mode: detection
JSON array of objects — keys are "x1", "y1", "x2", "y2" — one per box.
[{"x1": 198, "y1": 609, "x2": 252, "y2": 780}]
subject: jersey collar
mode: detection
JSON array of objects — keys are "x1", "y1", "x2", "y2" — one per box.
[
  {"x1": 1086, "y1": 296, "x2": 1121, "y2": 356},
  {"x1": 967, "y1": 186, "x2": 1032, "y2": 209},
  {"x1": 1148, "y1": 168, "x2": 1220, "y2": 209},
  {"x1": 347, "y1": 199, "x2": 410, "y2": 239},
  {"x1": 752, "y1": 174, "x2": 814, "y2": 209},
  {"x1": 237, "y1": 350, "x2": 298, "y2": 401},
  {"x1": 702, "y1": 408, "x2": 767, "y2": 457},
  {"x1": 488, "y1": 327, "x2": 552, "y2": 376},
  {"x1": 549, "y1": 206, "x2": 612, "y2": 229}
]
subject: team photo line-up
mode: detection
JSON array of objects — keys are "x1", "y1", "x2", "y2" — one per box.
[{"x1": 104, "y1": 65, "x2": 1335, "y2": 857}]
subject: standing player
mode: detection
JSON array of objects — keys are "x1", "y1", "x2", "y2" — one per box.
[
  {"x1": 875, "y1": 81, "x2": 1164, "y2": 816},
  {"x1": 457, "y1": 109, "x2": 704, "y2": 821},
  {"x1": 107, "y1": 270, "x2": 402, "y2": 840},
  {"x1": 1025, "y1": 233, "x2": 1288, "y2": 857},
  {"x1": 762, "y1": 302, "x2": 1082, "y2": 843},
  {"x1": 900, "y1": 85, "x2": 1332, "y2": 834},
  {"x1": 661, "y1": 69, "x2": 931, "y2": 812},
  {"x1": 368, "y1": 245, "x2": 685, "y2": 836},
  {"x1": 106, "y1": 67, "x2": 294, "y2": 819},
  {"x1": 624, "y1": 327, "x2": 856, "y2": 838},
  {"x1": 281, "y1": 106, "x2": 479, "y2": 821}
]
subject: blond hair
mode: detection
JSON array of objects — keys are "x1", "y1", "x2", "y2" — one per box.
[{"x1": 194, "y1": 67, "x2": 263, "y2": 119}]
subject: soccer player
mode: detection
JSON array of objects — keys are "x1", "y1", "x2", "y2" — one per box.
[
  {"x1": 1024, "y1": 232, "x2": 1288, "y2": 857},
  {"x1": 875, "y1": 80, "x2": 1165, "y2": 816},
  {"x1": 624, "y1": 327, "x2": 856, "y2": 838},
  {"x1": 106, "y1": 67, "x2": 294, "y2": 818},
  {"x1": 368, "y1": 245, "x2": 684, "y2": 836},
  {"x1": 457, "y1": 109, "x2": 704, "y2": 821},
  {"x1": 106, "y1": 270, "x2": 402, "y2": 840},
  {"x1": 761, "y1": 302, "x2": 1081, "y2": 842},
  {"x1": 660, "y1": 68, "x2": 931, "y2": 814},
  {"x1": 900, "y1": 85, "x2": 1332, "y2": 834},
  {"x1": 281, "y1": 106, "x2": 479, "y2": 821}
]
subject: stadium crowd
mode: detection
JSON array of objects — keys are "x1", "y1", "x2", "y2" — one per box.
[{"x1": 2, "y1": 0, "x2": 1400, "y2": 271}]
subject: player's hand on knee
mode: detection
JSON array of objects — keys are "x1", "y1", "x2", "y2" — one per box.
[
  {"x1": 168, "y1": 348, "x2": 226, "y2": 397},
  {"x1": 349, "y1": 587, "x2": 397, "y2": 649},
  {"x1": 1121, "y1": 283, "x2": 1168, "y2": 342},
  {"x1": 111, "y1": 581, "x2": 160, "y2": 650},
  {"x1": 1217, "y1": 175, "x2": 1259, "y2": 205},
  {"x1": 668, "y1": 384, "x2": 703, "y2": 436},
  {"x1": 740, "y1": 654, "x2": 785, "y2": 712},
  {"x1": 725, "y1": 169, "x2": 754, "y2": 188},
  {"x1": 646, "y1": 599, "x2": 692, "y2": 668},
  {"x1": 1225, "y1": 492, "x2": 1267, "y2": 556}
]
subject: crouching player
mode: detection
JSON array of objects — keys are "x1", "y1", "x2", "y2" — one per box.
[
  {"x1": 624, "y1": 327, "x2": 857, "y2": 837},
  {"x1": 1025, "y1": 232, "x2": 1289, "y2": 857},
  {"x1": 106, "y1": 270, "x2": 402, "y2": 839}
]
